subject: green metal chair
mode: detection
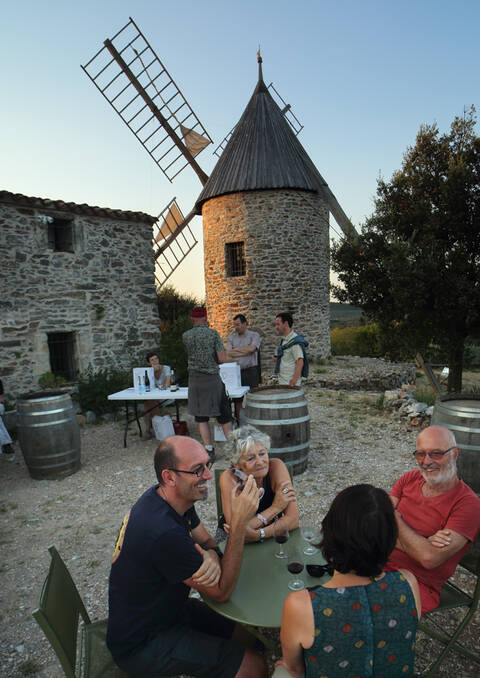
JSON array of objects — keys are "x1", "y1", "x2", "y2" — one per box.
[
  {"x1": 417, "y1": 545, "x2": 480, "y2": 677},
  {"x1": 32, "y1": 545, "x2": 131, "y2": 678}
]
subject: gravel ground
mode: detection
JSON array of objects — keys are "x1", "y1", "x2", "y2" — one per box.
[{"x1": 1, "y1": 385, "x2": 479, "y2": 677}]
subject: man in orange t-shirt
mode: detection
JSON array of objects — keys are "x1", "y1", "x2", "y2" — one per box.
[{"x1": 387, "y1": 425, "x2": 480, "y2": 613}]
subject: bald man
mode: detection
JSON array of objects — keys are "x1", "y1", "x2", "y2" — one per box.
[
  {"x1": 107, "y1": 435, "x2": 267, "y2": 678},
  {"x1": 387, "y1": 425, "x2": 480, "y2": 613}
]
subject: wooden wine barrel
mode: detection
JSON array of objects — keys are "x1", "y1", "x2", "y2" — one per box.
[
  {"x1": 245, "y1": 385, "x2": 310, "y2": 475},
  {"x1": 432, "y1": 394, "x2": 480, "y2": 494},
  {"x1": 17, "y1": 391, "x2": 81, "y2": 480}
]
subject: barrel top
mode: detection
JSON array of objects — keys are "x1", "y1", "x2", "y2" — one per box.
[
  {"x1": 435, "y1": 396, "x2": 480, "y2": 412},
  {"x1": 18, "y1": 390, "x2": 71, "y2": 403},
  {"x1": 250, "y1": 385, "x2": 302, "y2": 394}
]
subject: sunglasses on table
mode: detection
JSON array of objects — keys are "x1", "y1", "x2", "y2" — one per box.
[{"x1": 413, "y1": 447, "x2": 456, "y2": 461}]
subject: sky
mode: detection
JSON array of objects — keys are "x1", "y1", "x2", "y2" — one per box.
[{"x1": 2, "y1": 1, "x2": 479, "y2": 299}]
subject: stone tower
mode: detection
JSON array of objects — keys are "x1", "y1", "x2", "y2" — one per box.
[{"x1": 195, "y1": 57, "x2": 331, "y2": 366}]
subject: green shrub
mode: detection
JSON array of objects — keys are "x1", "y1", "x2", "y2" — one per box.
[
  {"x1": 78, "y1": 364, "x2": 131, "y2": 415},
  {"x1": 414, "y1": 387, "x2": 437, "y2": 406},
  {"x1": 38, "y1": 371, "x2": 67, "y2": 389},
  {"x1": 330, "y1": 323, "x2": 380, "y2": 357},
  {"x1": 156, "y1": 314, "x2": 193, "y2": 386}
]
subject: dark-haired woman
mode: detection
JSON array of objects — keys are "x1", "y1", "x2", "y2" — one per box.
[{"x1": 275, "y1": 484, "x2": 421, "y2": 678}]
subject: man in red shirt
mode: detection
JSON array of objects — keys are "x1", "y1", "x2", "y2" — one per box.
[{"x1": 388, "y1": 425, "x2": 480, "y2": 613}]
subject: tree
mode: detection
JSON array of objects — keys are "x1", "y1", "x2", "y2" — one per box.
[
  {"x1": 331, "y1": 107, "x2": 480, "y2": 391},
  {"x1": 156, "y1": 285, "x2": 203, "y2": 385}
]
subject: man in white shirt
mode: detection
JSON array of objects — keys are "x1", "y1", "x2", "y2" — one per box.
[
  {"x1": 274, "y1": 313, "x2": 307, "y2": 387},
  {"x1": 226, "y1": 314, "x2": 261, "y2": 421}
]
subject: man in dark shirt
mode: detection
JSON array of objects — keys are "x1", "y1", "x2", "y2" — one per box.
[
  {"x1": 183, "y1": 306, "x2": 233, "y2": 456},
  {"x1": 107, "y1": 435, "x2": 266, "y2": 678}
]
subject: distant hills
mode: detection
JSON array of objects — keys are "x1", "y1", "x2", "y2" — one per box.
[{"x1": 330, "y1": 302, "x2": 364, "y2": 328}]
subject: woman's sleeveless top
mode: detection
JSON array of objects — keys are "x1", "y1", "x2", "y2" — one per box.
[
  {"x1": 258, "y1": 471, "x2": 275, "y2": 513},
  {"x1": 305, "y1": 570, "x2": 418, "y2": 678}
]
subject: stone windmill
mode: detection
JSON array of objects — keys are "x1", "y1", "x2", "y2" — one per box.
[{"x1": 82, "y1": 19, "x2": 357, "y2": 358}]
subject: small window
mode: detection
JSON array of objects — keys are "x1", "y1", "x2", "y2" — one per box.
[
  {"x1": 43, "y1": 216, "x2": 74, "y2": 252},
  {"x1": 47, "y1": 332, "x2": 76, "y2": 380},
  {"x1": 225, "y1": 241, "x2": 246, "y2": 277}
]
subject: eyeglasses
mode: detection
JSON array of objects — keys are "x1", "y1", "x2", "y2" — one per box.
[
  {"x1": 413, "y1": 447, "x2": 456, "y2": 461},
  {"x1": 167, "y1": 460, "x2": 214, "y2": 478}
]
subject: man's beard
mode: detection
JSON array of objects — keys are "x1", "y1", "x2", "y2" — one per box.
[{"x1": 421, "y1": 454, "x2": 457, "y2": 487}]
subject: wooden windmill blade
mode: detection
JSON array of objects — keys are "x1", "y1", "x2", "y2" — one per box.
[
  {"x1": 153, "y1": 199, "x2": 198, "y2": 288},
  {"x1": 267, "y1": 83, "x2": 304, "y2": 136},
  {"x1": 81, "y1": 17, "x2": 212, "y2": 184}
]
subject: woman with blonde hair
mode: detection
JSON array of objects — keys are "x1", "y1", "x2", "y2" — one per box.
[{"x1": 218, "y1": 425, "x2": 298, "y2": 543}]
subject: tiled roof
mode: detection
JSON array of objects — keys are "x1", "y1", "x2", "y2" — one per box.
[{"x1": 0, "y1": 190, "x2": 157, "y2": 224}]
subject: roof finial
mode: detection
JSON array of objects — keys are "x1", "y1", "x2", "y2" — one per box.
[{"x1": 257, "y1": 46, "x2": 263, "y2": 82}]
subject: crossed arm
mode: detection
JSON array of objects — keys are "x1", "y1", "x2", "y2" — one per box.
[
  {"x1": 390, "y1": 495, "x2": 468, "y2": 569},
  {"x1": 183, "y1": 476, "x2": 259, "y2": 602}
]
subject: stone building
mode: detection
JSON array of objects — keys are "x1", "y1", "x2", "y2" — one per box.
[
  {"x1": 0, "y1": 190, "x2": 159, "y2": 399},
  {"x1": 195, "y1": 58, "x2": 332, "y2": 365}
]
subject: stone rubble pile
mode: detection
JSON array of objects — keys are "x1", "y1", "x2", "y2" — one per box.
[
  {"x1": 383, "y1": 385, "x2": 434, "y2": 428},
  {"x1": 307, "y1": 356, "x2": 416, "y2": 391}
]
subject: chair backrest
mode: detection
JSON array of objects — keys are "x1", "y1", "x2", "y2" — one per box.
[
  {"x1": 32, "y1": 545, "x2": 91, "y2": 678},
  {"x1": 460, "y1": 537, "x2": 480, "y2": 575}
]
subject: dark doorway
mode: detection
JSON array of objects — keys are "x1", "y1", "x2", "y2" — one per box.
[{"x1": 47, "y1": 332, "x2": 76, "y2": 380}]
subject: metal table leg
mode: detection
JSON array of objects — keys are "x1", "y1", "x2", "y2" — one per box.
[{"x1": 123, "y1": 402, "x2": 129, "y2": 448}]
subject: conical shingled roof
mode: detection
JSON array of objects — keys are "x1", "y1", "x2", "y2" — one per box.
[{"x1": 195, "y1": 59, "x2": 323, "y2": 214}]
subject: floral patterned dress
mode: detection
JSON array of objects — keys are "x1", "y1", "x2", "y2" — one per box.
[{"x1": 305, "y1": 570, "x2": 418, "y2": 678}]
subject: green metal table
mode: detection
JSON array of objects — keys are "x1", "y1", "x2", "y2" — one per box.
[{"x1": 201, "y1": 529, "x2": 330, "y2": 630}]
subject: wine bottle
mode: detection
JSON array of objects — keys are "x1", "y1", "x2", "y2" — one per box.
[
  {"x1": 144, "y1": 370, "x2": 150, "y2": 392},
  {"x1": 170, "y1": 369, "x2": 178, "y2": 391}
]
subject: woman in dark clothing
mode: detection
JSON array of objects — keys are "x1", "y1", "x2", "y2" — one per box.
[
  {"x1": 219, "y1": 425, "x2": 299, "y2": 543},
  {"x1": 274, "y1": 484, "x2": 422, "y2": 678}
]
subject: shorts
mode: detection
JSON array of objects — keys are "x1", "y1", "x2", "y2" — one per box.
[
  {"x1": 195, "y1": 392, "x2": 232, "y2": 425},
  {"x1": 116, "y1": 598, "x2": 244, "y2": 678},
  {"x1": 188, "y1": 372, "x2": 233, "y2": 424}
]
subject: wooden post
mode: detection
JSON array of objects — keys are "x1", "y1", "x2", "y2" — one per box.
[{"x1": 415, "y1": 353, "x2": 441, "y2": 394}]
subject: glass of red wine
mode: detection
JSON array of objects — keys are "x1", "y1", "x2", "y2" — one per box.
[
  {"x1": 287, "y1": 547, "x2": 305, "y2": 590},
  {"x1": 274, "y1": 519, "x2": 289, "y2": 559}
]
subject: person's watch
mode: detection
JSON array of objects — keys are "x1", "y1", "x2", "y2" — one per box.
[{"x1": 259, "y1": 528, "x2": 266, "y2": 542}]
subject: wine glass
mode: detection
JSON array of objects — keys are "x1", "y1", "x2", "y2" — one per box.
[
  {"x1": 287, "y1": 547, "x2": 305, "y2": 590},
  {"x1": 274, "y1": 520, "x2": 289, "y2": 559},
  {"x1": 301, "y1": 522, "x2": 321, "y2": 556}
]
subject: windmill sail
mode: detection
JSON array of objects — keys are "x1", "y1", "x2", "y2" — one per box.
[
  {"x1": 81, "y1": 17, "x2": 211, "y2": 184},
  {"x1": 153, "y1": 199, "x2": 198, "y2": 288}
]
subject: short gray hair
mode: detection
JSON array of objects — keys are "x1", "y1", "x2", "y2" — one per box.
[{"x1": 228, "y1": 425, "x2": 271, "y2": 464}]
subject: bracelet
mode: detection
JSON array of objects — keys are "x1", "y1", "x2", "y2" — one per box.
[
  {"x1": 259, "y1": 527, "x2": 266, "y2": 542},
  {"x1": 257, "y1": 512, "x2": 268, "y2": 526}
]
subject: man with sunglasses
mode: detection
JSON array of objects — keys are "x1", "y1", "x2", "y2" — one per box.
[
  {"x1": 107, "y1": 435, "x2": 267, "y2": 678},
  {"x1": 387, "y1": 425, "x2": 480, "y2": 613}
]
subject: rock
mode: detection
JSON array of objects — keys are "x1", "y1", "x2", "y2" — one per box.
[
  {"x1": 102, "y1": 413, "x2": 115, "y2": 422},
  {"x1": 76, "y1": 414, "x2": 86, "y2": 427},
  {"x1": 85, "y1": 410, "x2": 96, "y2": 424}
]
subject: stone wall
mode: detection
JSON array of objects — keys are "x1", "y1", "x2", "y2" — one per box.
[
  {"x1": 0, "y1": 196, "x2": 159, "y2": 399},
  {"x1": 202, "y1": 188, "x2": 330, "y2": 370}
]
